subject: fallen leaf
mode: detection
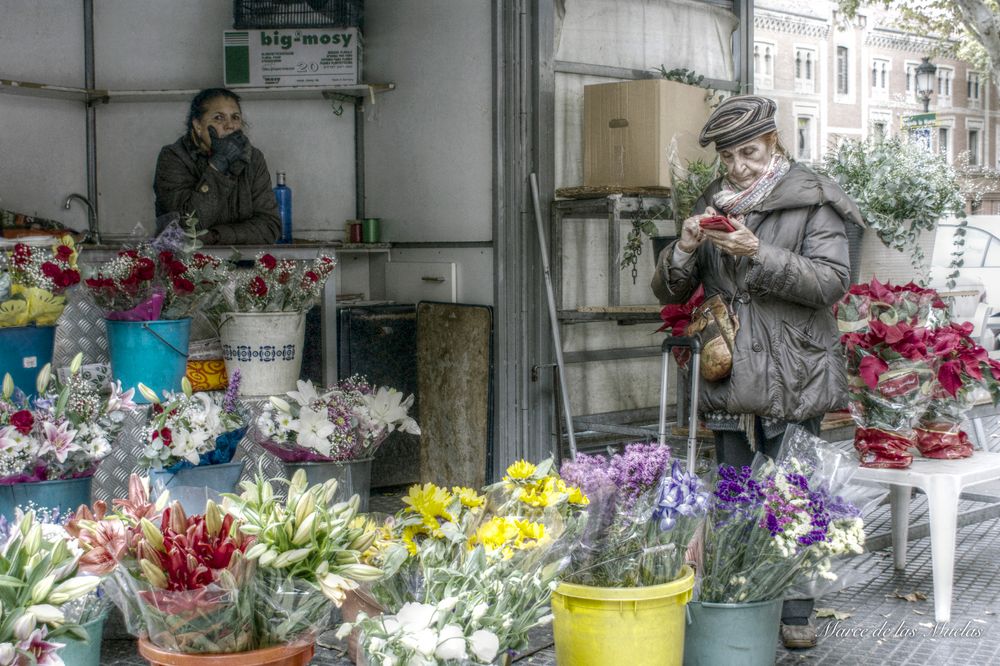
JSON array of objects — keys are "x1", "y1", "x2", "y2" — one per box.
[
  {"x1": 912, "y1": 610, "x2": 925, "y2": 615},
  {"x1": 892, "y1": 590, "x2": 928, "y2": 602},
  {"x1": 919, "y1": 622, "x2": 935, "y2": 629},
  {"x1": 816, "y1": 607, "x2": 852, "y2": 620},
  {"x1": 973, "y1": 619, "x2": 987, "y2": 624}
]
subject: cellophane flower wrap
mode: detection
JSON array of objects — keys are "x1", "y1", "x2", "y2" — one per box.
[
  {"x1": 341, "y1": 459, "x2": 588, "y2": 665},
  {"x1": 0, "y1": 236, "x2": 80, "y2": 328},
  {"x1": 838, "y1": 281, "x2": 939, "y2": 468},
  {"x1": 223, "y1": 469, "x2": 383, "y2": 647},
  {"x1": 67, "y1": 476, "x2": 257, "y2": 653},
  {"x1": 916, "y1": 321, "x2": 1000, "y2": 459},
  {"x1": 0, "y1": 355, "x2": 138, "y2": 483},
  {"x1": 0, "y1": 508, "x2": 104, "y2": 666},
  {"x1": 225, "y1": 252, "x2": 336, "y2": 313},
  {"x1": 695, "y1": 430, "x2": 869, "y2": 604},
  {"x1": 255, "y1": 377, "x2": 420, "y2": 463},
  {"x1": 559, "y1": 442, "x2": 707, "y2": 587},
  {"x1": 84, "y1": 217, "x2": 231, "y2": 321},
  {"x1": 138, "y1": 374, "x2": 245, "y2": 471}
]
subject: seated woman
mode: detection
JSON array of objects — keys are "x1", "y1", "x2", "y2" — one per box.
[{"x1": 153, "y1": 88, "x2": 281, "y2": 244}]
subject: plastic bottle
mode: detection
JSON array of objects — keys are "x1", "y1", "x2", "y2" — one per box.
[{"x1": 274, "y1": 171, "x2": 293, "y2": 244}]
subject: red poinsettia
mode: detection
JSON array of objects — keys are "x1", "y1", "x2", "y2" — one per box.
[{"x1": 926, "y1": 322, "x2": 1000, "y2": 397}]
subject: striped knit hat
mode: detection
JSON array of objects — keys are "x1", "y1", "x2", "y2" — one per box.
[{"x1": 698, "y1": 95, "x2": 777, "y2": 150}]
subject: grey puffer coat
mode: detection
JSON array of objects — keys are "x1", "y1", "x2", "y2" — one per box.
[
  {"x1": 153, "y1": 134, "x2": 281, "y2": 244},
  {"x1": 651, "y1": 162, "x2": 863, "y2": 421}
]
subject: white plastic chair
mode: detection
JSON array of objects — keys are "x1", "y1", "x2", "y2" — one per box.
[{"x1": 852, "y1": 453, "x2": 1000, "y2": 622}]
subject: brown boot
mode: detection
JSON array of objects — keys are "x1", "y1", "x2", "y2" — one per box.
[{"x1": 781, "y1": 619, "x2": 817, "y2": 649}]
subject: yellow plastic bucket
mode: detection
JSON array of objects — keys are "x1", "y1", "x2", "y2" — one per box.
[{"x1": 551, "y1": 565, "x2": 695, "y2": 666}]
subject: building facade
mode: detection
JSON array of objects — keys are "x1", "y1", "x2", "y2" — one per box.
[{"x1": 754, "y1": 0, "x2": 1000, "y2": 209}]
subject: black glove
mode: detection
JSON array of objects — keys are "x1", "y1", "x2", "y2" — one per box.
[{"x1": 208, "y1": 127, "x2": 250, "y2": 174}]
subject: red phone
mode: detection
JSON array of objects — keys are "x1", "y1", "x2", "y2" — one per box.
[{"x1": 699, "y1": 215, "x2": 736, "y2": 232}]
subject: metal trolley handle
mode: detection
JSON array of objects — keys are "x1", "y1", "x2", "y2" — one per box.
[{"x1": 659, "y1": 336, "x2": 702, "y2": 473}]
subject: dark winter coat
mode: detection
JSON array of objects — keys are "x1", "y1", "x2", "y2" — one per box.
[
  {"x1": 153, "y1": 134, "x2": 281, "y2": 244},
  {"x1": 651, "y1": 162, "x2": 864, "y2": 421}
]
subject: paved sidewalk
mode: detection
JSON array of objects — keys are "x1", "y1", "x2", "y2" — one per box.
[{"x1": 103, "y1": 418, "x2": 1000, "y2": 665}]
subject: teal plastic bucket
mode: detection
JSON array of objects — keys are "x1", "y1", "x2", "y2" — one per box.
[
  {"x1": 57, "y1": 613, "x2": 106, "y2": 666},
  {"x1": 683, "y1": 597, "x2": 783, "y2": 666},
  {"x1": 105, "y1": 318, "x2": 190, "y2": 403},
  {"x1": 0, "y1": 325, "x2": 56, "y2": 396},
  {"x1": 149, "y1": 460, "x2": 245, "y2": 514},
  {"x1": 0, "y1": 476, "x2": 93, "y2": 521}
]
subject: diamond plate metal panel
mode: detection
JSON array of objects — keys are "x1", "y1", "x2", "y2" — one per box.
[{"x1": 53, "y1": 290, "x2": 109, "y2": 370}]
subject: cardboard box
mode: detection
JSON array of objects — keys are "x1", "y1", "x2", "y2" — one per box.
[
  {"x1": 223, "y1": 28, "x2": 361, "y2": 87},
  {"x1": 584, "y1": 79, "x2": 714, "y2": 189}
]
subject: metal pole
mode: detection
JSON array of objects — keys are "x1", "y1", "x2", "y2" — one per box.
[
  {"x1": 530, "y1": 173, "x2": 577, "y2": 459},
  {"x1": 687, "y1": 350, "x2": 701, "y2": 474}
]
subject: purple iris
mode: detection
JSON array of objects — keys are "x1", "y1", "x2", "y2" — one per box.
[{"x1": 653, "y1": 460, "x2": 709, "y2": 530}]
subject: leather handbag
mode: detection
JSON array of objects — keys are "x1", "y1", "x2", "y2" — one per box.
[{"x1": 683, "y1": 293, "x2": 740, "y2": 381}]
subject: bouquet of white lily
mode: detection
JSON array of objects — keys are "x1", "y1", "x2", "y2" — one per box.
[{"x1": 254, "y1": 376, "x2": 420, "y2": 463}]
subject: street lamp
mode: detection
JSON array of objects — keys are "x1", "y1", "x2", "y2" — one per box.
[{"x1": 915, "y1": 56, "x2": 937, "y2": 112}]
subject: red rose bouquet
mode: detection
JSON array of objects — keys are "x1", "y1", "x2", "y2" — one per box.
[
  {"x1": 85, "y1": 246, "x2": 230, "y2": 321},
  {"x1": 225, "y1": 252, "x2": 336, "y2": 313},
  {"x1": 0, "y1": 236, "x2": 80, "y2": 327}
]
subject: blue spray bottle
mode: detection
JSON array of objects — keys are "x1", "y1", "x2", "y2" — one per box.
[{"x1": 274, "y1": 171, "x2": 292, "y2": 244}]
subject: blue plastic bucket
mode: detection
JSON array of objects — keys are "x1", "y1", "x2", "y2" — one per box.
[
  {"x1": 0, "y1": 476, "x2": 93, "y2": 521},
  {"x1": 57, "y1": 613, "x2": 106, "y2": 666},
  {"x1": 0, "y1": 325, "x2": 56, "y2": 396},
  {"x1": 149, "y1": 460, "x2": 245, "y2": 514},
  {"x1": 683, "y1": 597, "x2": 783, "y2": 665},
  {"x1": 105, "y1": 318, "x2": 190, "y2": 403}
]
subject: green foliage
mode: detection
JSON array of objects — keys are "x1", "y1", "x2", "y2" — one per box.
[
  {"x1": 835, "y1": 1, "x2": 995, "y2": 81},
  {"x1": 671, "y1": 158, "x2": 723, "y2": 235},
  {"x1": 822, "y1": 136, "x2": 967, "y2": 283},
  {"x1": 656, "y1": 66, "x2": 726, "y2": 108}
]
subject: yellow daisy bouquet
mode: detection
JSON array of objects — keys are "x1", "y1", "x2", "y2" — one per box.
[{"x1": 342, "y1": 459, "x2": 589, "y2": 664}]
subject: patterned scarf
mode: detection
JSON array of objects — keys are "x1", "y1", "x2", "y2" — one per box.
[{"x1": 712, "y1": 153, "x2": 790, "y2": 217}]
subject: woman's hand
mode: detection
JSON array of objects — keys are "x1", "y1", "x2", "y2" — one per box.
[
  {"x1": 677, "y1": 207, "x2": 722, "y2": 253},
  {"x1": 703, "y1": 216, "x2": 760, "y2": 258}
]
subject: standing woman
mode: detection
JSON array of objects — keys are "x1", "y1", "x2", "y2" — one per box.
[
  {"x1": 650, "y1": 95, "x2": 863, "y2": 648},
  {"x1": 154, "y1": 88, "x2": 281, "y2": 244}
]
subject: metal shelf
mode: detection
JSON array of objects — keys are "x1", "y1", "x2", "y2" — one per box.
[
  {"x1": 0, "y1": 78, "x2": 394, "y2": 105},
  {"x1": 551, "y1": 194, "x2": 670, "y2": 312}
]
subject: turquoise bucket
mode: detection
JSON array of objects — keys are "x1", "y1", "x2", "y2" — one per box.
[
  {"x1": 105, "y1": 318, "x2": 190, "y2": 403},
  {"x1": 57, "y1": 613, "x2": 106, "y2": 666},
  {"x1": 0, "y1": 325, "x2": 56, "y2": 396},
  {"x1": 149, "y1": 460, "x2": 245, "y2": 514},
  {"x1": 0, "y1": 476, "x2": 93, "y2": 521},
  {"x1": 683, "y1": 597, "x2": 783, "y2": 666}
]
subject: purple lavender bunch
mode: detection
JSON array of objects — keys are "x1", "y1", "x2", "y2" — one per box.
[
  {"x1": 653, "y1": 461, "x2": 709, "y2": 531},
  {"x1": 560, "y1": 452, "x2": 615, "y2": 500},
  {"x1": 607, "y1": 442, "x2": 673, "y2": 508},
  {"x1": 223, "y1": 369, "x2": 241, "y2": 414}
]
